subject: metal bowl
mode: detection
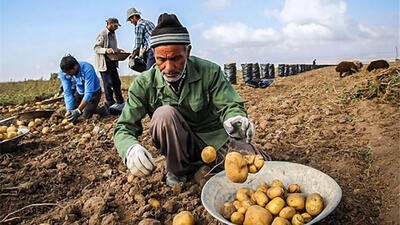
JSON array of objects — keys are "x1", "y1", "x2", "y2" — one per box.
[
  {"x1": 201, "y1": 161, "x2": 342, "y2": 225},
  {"x1": 106, "y1": 52, "x2": 131, "y2": 61}
]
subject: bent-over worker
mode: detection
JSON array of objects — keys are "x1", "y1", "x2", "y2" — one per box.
[{"x1": 113, "y1": 13, "x2": 267, "y2": 187}]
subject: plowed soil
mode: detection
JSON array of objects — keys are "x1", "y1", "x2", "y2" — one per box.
[{"x1": 0, "y1": 64, "x2": 399, "y2": 225}]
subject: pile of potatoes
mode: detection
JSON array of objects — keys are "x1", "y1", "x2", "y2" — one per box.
[
  {"x1": 0, "y1": 125, "x2": 23, "y2": 141},
  {"x1": 220, "y1": 180, "x2": 324, "y2": 225},
  {"x1": 8, "y1": 116, "x2": 73, "y2": 137},
  {"x1": 225, "y1": 152, "x2": 265, "y2": 183}
]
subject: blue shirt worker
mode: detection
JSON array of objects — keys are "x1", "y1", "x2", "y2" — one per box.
[
  {"x1": 59, "y1": 55, "x2": 103, "y2": 122},
  {"x1": 94, "y1": 18, "x2": 125, "y2": 112},
  {"x1": 126, "y1": 8, "x2": 156, "y2": 70}
]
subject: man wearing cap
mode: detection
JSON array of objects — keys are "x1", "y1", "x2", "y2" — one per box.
[
  {"x1": 126, "y1": 8, "x2": 156, "y2": 70},
  {"x1": 114, "y1": 13, "x2": 267, "y2": 186},
  {"x1": 94, "y1": 18, "x2": 125, "y2": 111}
]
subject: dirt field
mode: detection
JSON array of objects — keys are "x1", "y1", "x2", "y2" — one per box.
[{"x1": 0, "y1": 64, "x2": 399, "y2": 224}]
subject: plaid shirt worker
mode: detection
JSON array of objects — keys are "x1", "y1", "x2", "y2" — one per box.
[{"x1": 134, "y1": 18, "x2": 155, "y2": 51}]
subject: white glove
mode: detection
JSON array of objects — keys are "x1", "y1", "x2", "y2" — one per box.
[
  {"x1": 126, "y1": 144, "x2": 155, "y2": 177},
  {"x1": 223, "y1": 116, "x2": 254, "y2": 143}
]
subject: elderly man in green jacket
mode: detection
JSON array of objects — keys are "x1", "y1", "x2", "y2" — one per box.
[{"x1": 114, "y1": 13, "x2": 265, "y2": 186}]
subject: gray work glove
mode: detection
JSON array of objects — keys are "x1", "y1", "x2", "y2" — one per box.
[
  {"x1": 67, "y1": 109, "x2": 82, "y2": 122},
  {"x1": 126, "y1": 144, "x2": 155, "y2": 177},
  {"x1": 223, "y1": 115, "x2": 255, "y2": 143}
]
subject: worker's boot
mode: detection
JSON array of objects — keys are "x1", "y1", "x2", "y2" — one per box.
[{"x1": 166, "y1": 172, "x2": 187, "y2": 187}]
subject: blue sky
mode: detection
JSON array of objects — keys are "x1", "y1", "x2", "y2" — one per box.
[{"x1": 0, "y1": 0, "x2": 399, "y2": 82}]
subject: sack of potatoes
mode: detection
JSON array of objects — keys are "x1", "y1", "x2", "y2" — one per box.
[{"x1": 220, "y1": 180, "x2": 324, "y2": 225}]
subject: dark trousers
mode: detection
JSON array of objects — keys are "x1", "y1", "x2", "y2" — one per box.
[
  {"x1": 143, "y1": 49, "x2": 155, "y2": 70},
  {"x1": 149, "y1": 105, "x2": 268, "y2": 176},
  {"x1": 100, "y1": 59, "x2": 124, "y2": 106},
  {"x1": 73, "y1": 89, "x2": 102, "y2": 118}
]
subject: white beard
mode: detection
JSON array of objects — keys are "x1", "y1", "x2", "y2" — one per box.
[{"x1": 162, "y1": 60, "x2": 187, "y2": 83}]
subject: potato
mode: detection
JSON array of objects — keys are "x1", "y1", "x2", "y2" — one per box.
[
  {"x1": 279, "y1": 206, "x2": 296, "y2": 219},
  {"x1": 231, "y1": 212, "x2": 244, "y2": 224},
  {"x1": 287, "y1": 193, "x2": 306, "y2": 211},
  {"x1": 34, "y1": 118, "x2": 42, "y2": 123},
  {"x1": 0, "y1": 133, "x2": 4, "y2": 140},
  {"x1": 16, "y1": 120, "x2": 24, "y2": 126},
  {"x1": 236, "y1": 188, "x2": 250, "y2": 201},
  {"x1": 267, "y1": 186, "x2": 284, "y2": 199},
  {"x1": 248, "y1": 164, "x2": 258, "y2": 173},
  {"x1": 17, "y1": 131, "x2": 22, "y2": 136},
  {"x1": 266, "y1": 197, "x2": 285, "y2": 215},
  {"x1": 220, "y1": 202, "x2": 236, "y2": 220},
  {"x1": 241, "y1": 199, "x2": 255, "y2": 210},
  {"x1": 225, "y1": 152, "x2": 248, "y2": 183},
  {"x1": 42, "y1": 127, "x2": 50, "y2": 134},
  {"x1": 7, "y1": 131, "x2": 17, "y2": 139},
  {"x1": 233, "y1": 200, "x2": 242, "y2": 210},
  {"x1": 247, "y1": 189, "x2": 255, "y2": 196},
  {"x1": 64, "y1": 124, "x2": 73, "y2": 130},
  {"x1": 271, "y1": 217, "x2": 291, "y2": 225},
  {"x1": 254, "y1": 191, "x2": 269, "y2": 207},
  {"x1": 148, "y1": 198, "x2": 160, "y2": 209},
  {"x1": 238, "y1": 207, "x2": 247, "y2": 214},
  {"x1": 288, "y1": 184, "x2": 301, "y2": 193},
  {"x1": 28, "y1": 121, "x2": 35, "y2": 128},
  {"x1": 0, "y1": 126, "x2": 7, "y2": 133},
  {"x1": 301, "y1": 212, "x2": 312, "y2": 223},
  {"x1": 61, "y1": 119, "x2": 69, "y2": 125},
  {"x1": 243, "y1": 154, "x2": 255, "y2": 164},
  {"x1": 306, "y1": 193, "x2": 324, "y2": 216},
  {"x1": 256, "y1": 182, "x2": 269, "y2": 193},
  {"x1": 7, "y1": 126, "x2": 17, "y2": 133},
  {"x1": 127, "y1": 174, "x2": 134, "y2": 183},
  {"x1": 291, "y1": 214, "x2": 304, "y2": 225},
  {"x1": 172, "y1": 211, "x2": 195, "y2": 225},
  {"x1": 254, "y1": 155, "x2": 264, "y2": 169},
  {"x1": 201, "y1": 146, "x2": 217, "y2": 163},
  {"x1": 82, "y1": 133, "x2": 91, "y2": 139},
  {"x1": 65, "y1": 110, "x2": 71, "y2": 117},
  {"x1": 243, "y1": 205, "x2": 272, "y2": 225},
  {"x1": 270, "y1": 179, "x2": 284, "y2": 188}
]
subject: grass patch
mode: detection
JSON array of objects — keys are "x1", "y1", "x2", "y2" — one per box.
[
  {"x1": 0, "y1": 75, "x2": 137, "y2": 106},
  {"x1": 0, "y1": 79, "x2": 60, "y2": 106},
  {"x1": 357, "y1": 145, "x2": 374, "y2": 169}
]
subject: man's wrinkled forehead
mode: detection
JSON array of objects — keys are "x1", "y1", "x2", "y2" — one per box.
[{"x1": 154, "y1": 45, "x2": 187, "y2": 58}]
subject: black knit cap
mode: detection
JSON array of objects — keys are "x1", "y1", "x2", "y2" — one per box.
[{"x1": 150, "y1": 13, "x2": 190, "y2": 48}]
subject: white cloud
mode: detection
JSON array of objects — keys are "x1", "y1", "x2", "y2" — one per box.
[
  {"x1": 204, "y1": 0, "x2": 231, "y2": 9},
  {"x1": 198, "y1": 0, "x2": 398, "y2": 66},
  {"x1": 202, "y1": 23, "x2": 279, "y2": 46},
  {"x1": 279, "y1": 0, "x2": 347, "y2": 25}
]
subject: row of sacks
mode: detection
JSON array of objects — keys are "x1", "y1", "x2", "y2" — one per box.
[
  {"x1": 277, "y1": 64, "x2": 318, "y2": 77},
  {"x1": 223, "y1": 62, "x2": 275, "y2": 88}
]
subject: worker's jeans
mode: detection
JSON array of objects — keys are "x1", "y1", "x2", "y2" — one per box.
[
  {"x1": 73, "y1": 89, "x2": 101, "y2": 118},
  {"x1": 100, "y1": 59, "x2": 124, "y2": 106},
  {"x1": 149, "y1": 105, "x2": 269, "y2": 176},
  {"x1": 143, "y1": 49, "x2": 155, "y2": 70}
]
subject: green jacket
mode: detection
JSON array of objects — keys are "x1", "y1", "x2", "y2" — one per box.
[{"x1": 113, "y1": 56, "x2": 247, "y2": 162}]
